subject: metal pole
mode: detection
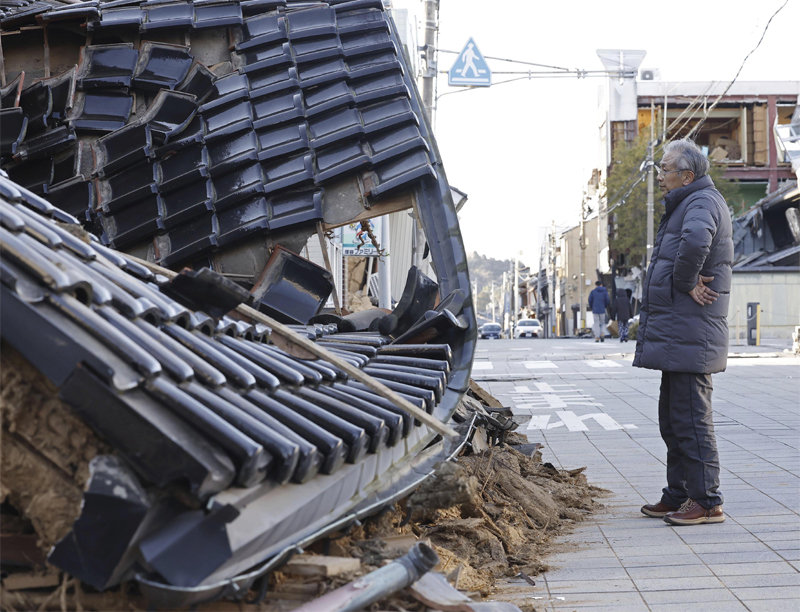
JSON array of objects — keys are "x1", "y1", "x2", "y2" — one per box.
[
  {"x1": 548, "y1": 222, "x2": 555, "y2": 338},
  {"x1": 756, "y1": 306, "x2": 761, "y2": 346},
  {"x1": 505, "y1": 269, "x2": 510, "y2": 336},
  {"x1": 514, "y1": 253, "x2": 519, "y2": 321},
  {"x1": 413, "y1": 0, "x2": 438, "y2": 271},
  {"x1": 579, "y1": 199, "x2": 586, "y2": 332},
  {"x1": 490, "y1": 280, "x2": 495, "y2": 322},
  {"x1": 378, "y1": 215, "x2": 391, "y2": 310},
  {"x1": 536, "y1": 245, "x2": 543, "y2": 321},
  {"x1": 646, "y1": 101, "x2": 655, "y2": 270},
  {"x1": 293, "y1": 543, "x2": 439, "y2": 612},
  {"x1": 316, "y1": 222, "x2": 341, "y2": 315},
  {"x1": 421, "y1": 0, "x2": 438, "y2": 122}
]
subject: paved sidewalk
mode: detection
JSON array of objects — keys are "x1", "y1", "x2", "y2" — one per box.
[{"x1": 477, "y1": 340, "x2": 799, "y2": 611}]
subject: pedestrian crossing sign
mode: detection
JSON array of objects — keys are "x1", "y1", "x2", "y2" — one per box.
[{"x1": 448, "y1": 38, "x2": 491, "y2": 87}]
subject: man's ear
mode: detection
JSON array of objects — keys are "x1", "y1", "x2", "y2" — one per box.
[{"x1": 682, "y1": 171, "x2": 695, "y2": 185}]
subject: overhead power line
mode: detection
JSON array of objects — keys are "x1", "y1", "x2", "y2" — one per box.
[
  {"x1": 606, "y1": 0, "x2": 789, "y2": 214},
  {"x1": 437, "y1": 48, "x2": 572, "y2": 72},
  {"x1": 437, "y1": 48, "x2": 636, "y2": 80},
  {"x1": 688, "y1": 0, "x2": 789, "y2": 138}
]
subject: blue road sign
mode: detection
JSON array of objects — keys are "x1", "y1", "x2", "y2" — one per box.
[{"x1": 448, "y1": 38, "x2": 491, "y2": 87}]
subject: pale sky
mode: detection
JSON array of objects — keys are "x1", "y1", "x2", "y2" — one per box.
[{"x1": 392, "y1": 0, "x2": 798, "y2": 268}]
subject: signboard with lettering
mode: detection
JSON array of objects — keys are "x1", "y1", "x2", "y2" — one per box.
[{"x1": 342, "y1": 219, "x2": 382, "y2": 256}]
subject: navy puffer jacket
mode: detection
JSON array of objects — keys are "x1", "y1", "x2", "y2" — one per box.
[{"x1": 633, "y1": 175, "x2": 733, "y2": 374}]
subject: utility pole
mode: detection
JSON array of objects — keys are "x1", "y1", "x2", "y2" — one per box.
[
  {"x1": 490, "y1": 280, "x2": 495, "y2": 322},
  {"x1": 579, "y1": 197, "x2": 587, "y2": 333},
  {"x1": 513, "y1": 253, "x2": 519, "y2": 322},
  {"x1": 536, "y1": 244, "x2": 543, "y2": 321},
  {"x1": 413, "y1": 0, "x2": 439, "y2": 271},
  {"x1": 548, "y1": 222, "x2": 556, "y2": 338},
  {"x1": 378, "y1": 215, "x2": 392, "y2": 309},
  {"x1": 501, "y1": 271, "x2": 509, "y2": 336},
  {"x1": 421, "y1": 0, "x2": 438, "y2": 122},
  {"x1": 645, "y1": 100, "x2": 655, "y2": 270}
]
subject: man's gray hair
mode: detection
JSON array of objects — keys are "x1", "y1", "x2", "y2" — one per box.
[{"x1": 663, "y1": 138, "x2": 710, "y2": 179}]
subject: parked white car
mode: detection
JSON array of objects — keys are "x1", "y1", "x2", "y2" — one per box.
[{"x1": 514, "y1": 318, "x2": 542, "y2": 338}]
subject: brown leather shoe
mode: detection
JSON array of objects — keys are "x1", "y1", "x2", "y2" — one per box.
[
  {"x1": 663, "y1": 499, "x2": 725, "y2": 525},
  {"x1": 641, "y1": 501, "x2": 681, "y2": 518}
]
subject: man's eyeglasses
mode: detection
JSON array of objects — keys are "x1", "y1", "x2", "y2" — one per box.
[{"x1": 655, "y1": 164, "x2": 690, "y2": 176}]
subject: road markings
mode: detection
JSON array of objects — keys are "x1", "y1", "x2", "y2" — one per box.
[
  {"x1": 726, "y1": 357, "x2": 800, "y2": 367},
  {"x1": 510, "y1": 380, "x2": 636, "y2": 432},
  {"x1": 526, "y1": 411, "x2": 637, "y2": 432},
  {"x1": 586, "y1": 360, "x2": 623, "y2": 368},
  {"x1": 472, "y1": 362, "x2": 493, "y2": 370},
  {"x1": 511, "y1": 382, "x2": 603, "y2": 414},
  {"x1": 524, "y1": 361, "x2": 558, "y2": 369}
]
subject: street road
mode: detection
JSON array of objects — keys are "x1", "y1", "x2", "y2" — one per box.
[{"x1": 473, "y1": 336, "x2": 800, "y2": 610}]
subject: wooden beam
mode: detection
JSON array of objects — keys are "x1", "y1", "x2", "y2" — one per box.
[
  {"x1": 283, "y1": 555, "x2": 360, "y2": 577},
  {"x1": 321, "y1": 195, "x2": 413, "y2": 232}
]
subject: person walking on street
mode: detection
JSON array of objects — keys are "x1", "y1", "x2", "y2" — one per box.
[
  {"x1": 635, "y1": 138, "x2": 733, "y2": 526},
  {"x1": 588, "y1": 281, "x2": 610, "y2": 342},
  {"x1": 615, "y1": 288, "x2": 633, "y2": 342}
]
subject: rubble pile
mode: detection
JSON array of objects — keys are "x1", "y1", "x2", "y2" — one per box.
[
  {"x1": 321, "y1": 440, "x2": 606, "y2": 598},
  {"x1": 1, "y1": 374, "x2": 606, "y2": 611}
]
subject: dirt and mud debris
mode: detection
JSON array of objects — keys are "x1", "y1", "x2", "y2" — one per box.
[
  {"x1": 1, "y1": 346, "x2": 109, "y2": 551},
  {"x1": 316, "y1": 440, "x2": 607, "y2": 600}
]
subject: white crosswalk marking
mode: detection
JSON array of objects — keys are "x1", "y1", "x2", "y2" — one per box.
[
  {"x1": 525, "y1": 411, "x2": 637, "y2": 432},
  {"x1": 541, "y1": 394, "x2": 568, "y2": 408},
  {"x1": 476, "y1": 355, "x2": 637, "y2": 432},
  {"x1": 510, "y1": 379, "x2": 604, "y2": 414},
  {"x1": 526, "y1": 415, "x2": 553, "y2": 429},
  {"x1": 524, "y1": 361, "x2": 557, "y2": 369},
  {"x1": 586, "y1": 360, "x2": 623, "y2": 368}
]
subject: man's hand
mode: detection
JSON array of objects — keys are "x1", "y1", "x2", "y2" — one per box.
[{"x1": 689, "y1": 275, "x2": 718, "y2": 306}]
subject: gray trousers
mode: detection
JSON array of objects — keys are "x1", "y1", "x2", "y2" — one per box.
[
  {"x1": 658, "y1": 371, "x2": 723, "y2": 509},
  {"x1": 592, "y1": 315, "x2": 604, "y2": 338}
]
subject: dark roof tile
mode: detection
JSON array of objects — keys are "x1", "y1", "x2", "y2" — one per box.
[{"x1": 0, "y1": 0, "x2": 476, "y2": 602}]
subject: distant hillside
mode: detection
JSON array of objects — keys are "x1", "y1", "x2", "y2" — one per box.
[{"x1": 467, "y1": 251, "x2": 527, "y2": 315}]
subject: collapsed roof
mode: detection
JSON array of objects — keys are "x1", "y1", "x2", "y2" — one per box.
[
  {"x1": 0, "y1": 0, "x2": 476, "y2": 607},
  {"x1": 733, "y1": 180, "x2": 800, "y2": 270}
]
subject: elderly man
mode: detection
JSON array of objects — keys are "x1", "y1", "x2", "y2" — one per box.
[{"x1": 635, "y1": 138, "x2": 733, "y2": 526}]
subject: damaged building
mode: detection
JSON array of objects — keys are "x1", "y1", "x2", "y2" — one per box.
[
  {"x1": 634, "y1": 80, "x2": 800, "y2": 210},
  {"x1": 545, "y1": 71, "x2": 800, "y2": 338},
  {"x1": 0, "y1": 0, "x2": 478, "y2": 607},
  {"x1": 730, "y1": 179, "x2": 800, "y2": 339}
]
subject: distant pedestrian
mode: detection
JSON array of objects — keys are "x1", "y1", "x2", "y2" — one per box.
[
  {"x1": 587, "y1": 281, "x2": 609, "y2": 342},
  {"x1": 635, "y1": 138, "x2": 733, "y2": 526},
  {"x1": 614, "y1": 288, "x2": 633, "y2": 342}
]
